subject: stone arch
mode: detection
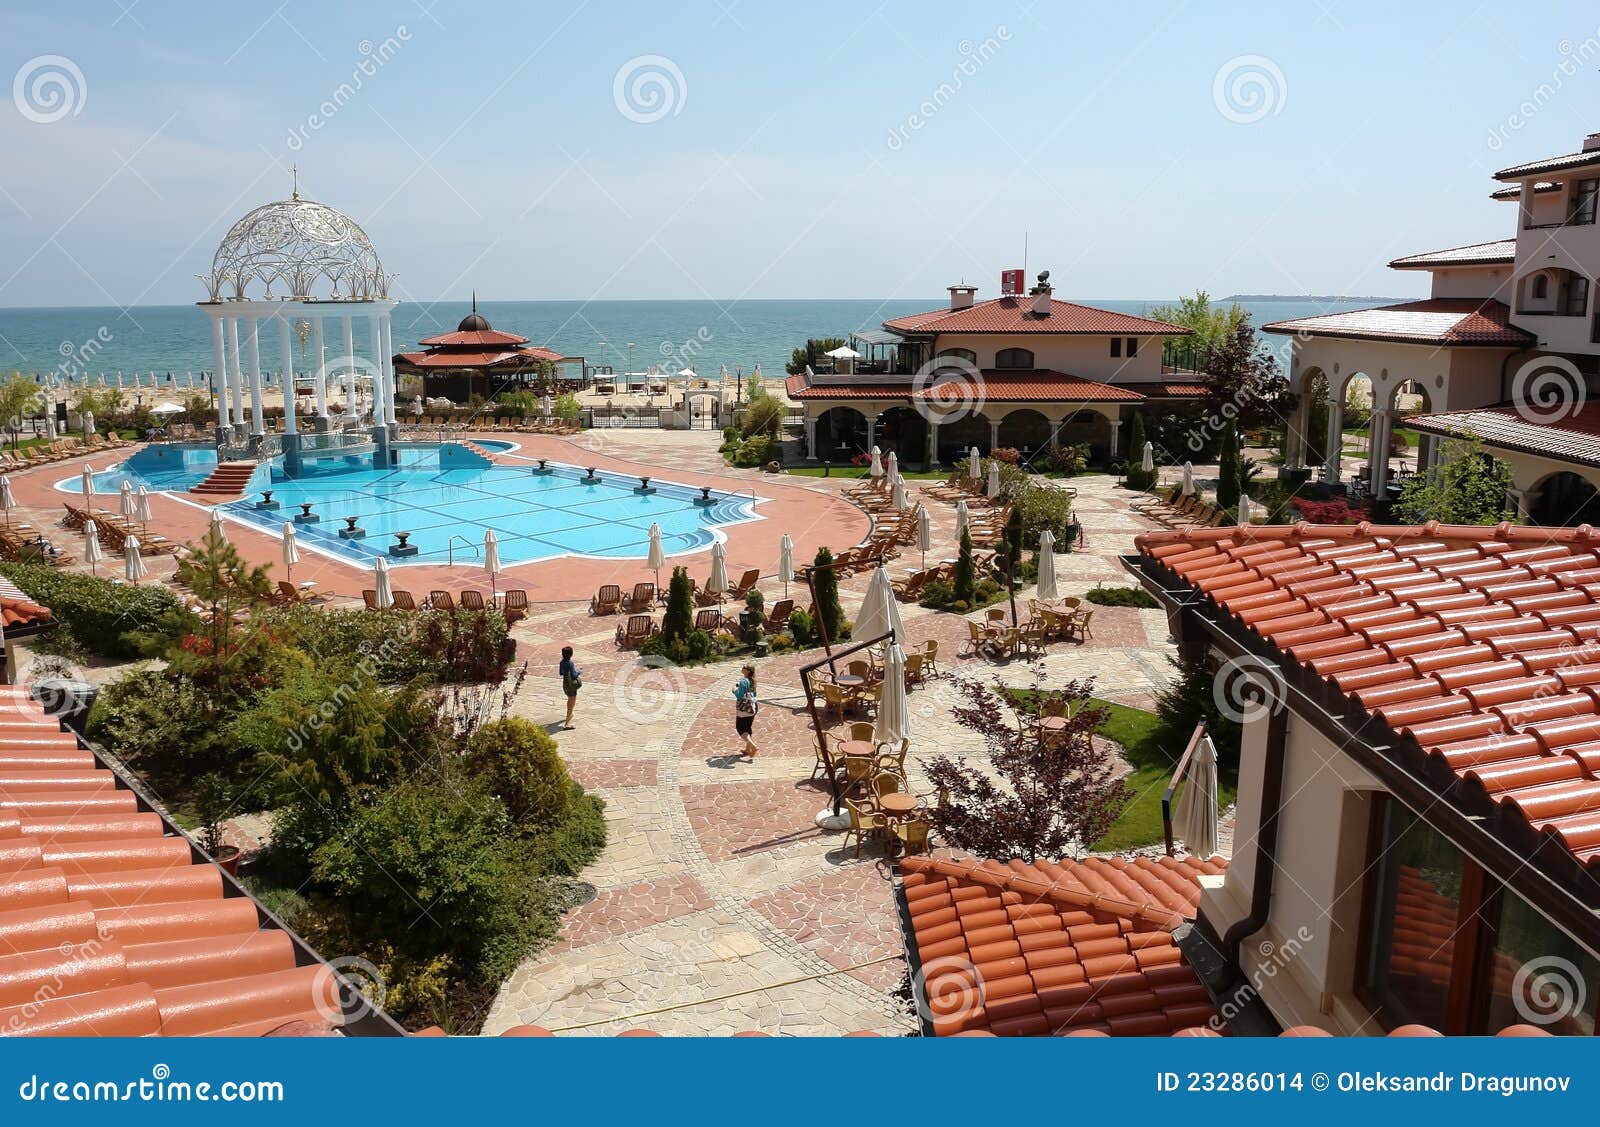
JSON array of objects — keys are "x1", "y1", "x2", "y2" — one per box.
[
  {"x1": 1385, "y1": 376, "x2": 1435, "y2": 477},
  {"x1": 1327, "y1": 370, "x2": 1374, "y2": 488},
  {"x1": 1294, "y1": 365, "x2": 1332, "y2": 471},
  {"x1": 875, "y1": 405, "x2": 927, "y2": 463},
  {"x1": 1528, "y1": 470, "x2": 1600, "y2": 528},
  {"x1": 1055, "y1": 408, "x2": 1113, "y2": 464},
  {"x1": 814, "y1": 405, "x2": 868, "y2": 459},
  {"x1": 996, "y1": 408, "x2": 1051, "y2": 456}
]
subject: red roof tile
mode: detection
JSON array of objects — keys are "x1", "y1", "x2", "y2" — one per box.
[
  {"x1": 395, "y1": 347, "x2": 564, "y2": 370},
  {"x1": 1262, "y1": 300, "x2": 1531, "y2": 346},
  {"x1": 883, "y1": 297, "x2": 1189, "y2": 337},
  {"x1": 900, "y1": 853, "x2": 1225, "y2": 1037},
  {"x1": 1490, "y1": 182, "x2": 1559, "y2": 201},
  {"x1": 1406, "y1": 403, "x2": 1600, "y2": 469},
  {"x1": 1494, "y1": 148, "x2": 1600, "y2": 181},
  {"x1": 784, "y1": 371, "x2": 1146, "y2": 403},
  {"x1": 1388, "y1": 239, "x2": 1516, "y2": 270},
  {"x1": 0, "y1": 577, "x2": 51, "y2": 631},
  {"x1": 1136, "y1": 521, "x2": 1600, "y2": 869},
  {"x1": 0, "y1": 691, "x2": 371, "y2": 1037},
  {"x1": 415, "y1": 328, "x2": 533, "y2": 348}
]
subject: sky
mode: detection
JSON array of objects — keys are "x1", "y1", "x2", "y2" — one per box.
[{"x1": 0, "y1": 0, "x2": 1596, "y2": 309}]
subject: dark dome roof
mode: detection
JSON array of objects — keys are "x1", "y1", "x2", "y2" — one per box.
[{"x1": 457, "y1": 311, "x2": 492, "y2": 332}]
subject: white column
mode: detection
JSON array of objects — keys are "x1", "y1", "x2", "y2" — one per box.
[
  {"x1": 311, "y1": 315, "x2": 328, "y2": 417},
  {"x1": 279, "y1": 316, "x2": 298, "y2": 436},
  {"x1": 926, "y1": 420, "x2": 940, "y2": 468},
  {"x1": 341, "y1": 316, "x2": 356, "y2": 418},
  {"x1": 227, "y1": 318, "x2": 245, "y2": 430},
  {"x1": 368, "y1": 315, "x2": 384, "y2": 425},
  {"x1": 1325, "y1": 394, "x2": 1344, "y2": 483},
  {"x1": 988, "y1": 418, "x2": 1001, "y2": 451},
  {"x1": 864, "y1": 413, "x2": 878, "y2": 452},
  {"x1": 380, "y1": 314, "x2": 398, "y2": 425},
  {"x1": 1368, "y1": 409, "x2": 1389, "y2": 495},
  {"x1": 1108, "y1": 418, "x2": 1122, "y2": 459},
  {"x1": 804, "y1": 415, "x2": 817, "y2": 460},
  {"x1": 246, "y1": 317, "x2": 264, "y2": 436},
  {"x1": 1047, "y1": 417, "x2": 1062, "y2": 449},
  {"x1": 209, "y1": 317, "x2": 227, "y2": 437}
]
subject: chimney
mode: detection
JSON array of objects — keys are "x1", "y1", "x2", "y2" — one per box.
[
  {"x1": 1029, "y1": 270, "x2": 1053, "y2": 316},
  {"x1": 1584, "y1": 132, "x2": 1600, "y2": 152},
  {"x1": 948, "y1": 284, "x2": 977, "y2": 311}
]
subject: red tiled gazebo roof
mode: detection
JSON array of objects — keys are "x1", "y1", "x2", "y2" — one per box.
[
  {"x1": 416, "y1": 327, "x2": 533, "y2": 348},
  {"x1": 396, "y1": 346, "x2": 564, "y2": 370}
]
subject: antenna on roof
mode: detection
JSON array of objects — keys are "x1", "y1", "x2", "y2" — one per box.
[
  {"x1": 291, "y1": 163, "x2": 300, "y2": 201},
  {"x1": 472, "y1": 289, "x2": 477, "y2": 313}
]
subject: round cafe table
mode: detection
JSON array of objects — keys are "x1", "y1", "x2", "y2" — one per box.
[
  {"x1": 878, "y1": 793, "x2": 919, "y2": 817},
  {"x1": 838, "y1": 739, "x2": 876, "y2": 760}
]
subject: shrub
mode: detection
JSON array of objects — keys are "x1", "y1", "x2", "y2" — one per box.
[
  {"x1": 1042, "y1": 443, "x2": 1088, "y2": 475},
  {"x1": 1085, "y1": 586, "x2": 1159, "y2": 608},
  {"x1": 953, "y1": 529, "x2": 976, "y2": 606},
  {"x1": 265, "y1": 605, "x2": 508, "y2": 683},
  {"x1": 86, "y1": 669, "x2": 224, "y2": 787},
  {"x1": 1124, "y1": 413, "x2": 1157, "y2": 491},
  {"x1": 0, "y1": 562, "x2": 187, "y2": 657},
  {"x1": 988, "y1": 447, "x2": 1019, "y2": 466},
  {"x1": 919, "y1": 580, "x2": 953, "y2": 610},
  {"x1": 742, "y1": 396, "x2": 786, "y2": 438},
  {"x1": 553, "y1": 392, "x2": 581, "y2": 421},
  {"x1": 1289, "y1": 497, "x2": 1369, "y2": 524},
  {"x1": 416, "y1": 609, "x2": 512, "y2": 682},
  {"x1": 661, "y1": 567, "x2": 693, "y2": 645},
  {"x1": 787, "y1": 608, "x2": 814, "y2": 645},
  {"x1": 1217, "y1": 421, "x2": 1241, "y2": 514},
  {"x1": 686, "y1": 628, "x2": 713, "y2": 660},
  {"x1": 730, "y1": 434, "x2": 773, "y2": 467},
  {"x1": 811, "y1": 547, "x2": 844, "y2": 642},
  {"x1": 467, "y1": 718, "x2": 574, "y2": 827}
]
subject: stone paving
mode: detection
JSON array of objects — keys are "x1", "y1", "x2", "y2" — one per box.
[{"x1": 481, "y1": 451, "x2": 1198, "y2": 1036}]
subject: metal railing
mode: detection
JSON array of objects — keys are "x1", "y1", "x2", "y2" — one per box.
[{"x1": 446, "y1": 534, "x2": 480, "y2": 565}]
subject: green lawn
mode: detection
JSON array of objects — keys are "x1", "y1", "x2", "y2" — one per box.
[{"x1": 1087, "y1": 698, "x2": 1238, "y2": 852}]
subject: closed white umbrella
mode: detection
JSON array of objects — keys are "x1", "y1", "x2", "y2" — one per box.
[
  {"x1": 868, "y1": 446, "x2": 883, "y2": 479},
  {"x1": 484, "y1": 529, "x2": 501, "y2": 601},
  {"x1": 955, "y1": 499, "x2": 969, "y2": 543},
  {"x1": 885, "y1": 450, "x2": 898, "y2": 481},
  {"x1": 124, "y1": 535, "x2": 147, "y2": 583},
  {"x1": 80, "y1": 465, "x2": 94, "y2": 504},
  {"x1": 134, "y1": 485, "x2": 153, "y2": 526},
  {"x1": 873, "y1": 642, "x2": 911, "y2": 747},
  {"x1": 1181, "y1": 461, "x2": 1194, "y2": 496},
  {"x1": 777, "y1": 532, "x2": 794, "y2": 598},
  {"x1": 44, "y1": 413, "x2": 56, "y2": 440},
  {"x1": 854, "y1": 564, "x2": 904, "y2": 644},
  {"x1": 1037, "y1": 529, "x2": 1058, "y2": 601},
  {"x1": 968, "y1": 447, "x2": 980, "y2": 480},
  {"x1": 119, "y1": 480, "x2": 135, "y2": 520},
  {"x1": 891, "y1": 473, "x2": 908, "y2": 511},
  {"x1": 282, "y1": 522, "x2": 300, "y2": 583},
  {"x1": 915, "y1": 503, "x2": 932, "y2": 569},
  {"x1": 82, "y1": 411, "x2": 94, "y2": 437},
  {"x1": 1141, "y1": 441, "x2": 1154, "y2": 474},
  {"x1": 986, "y1": 459, "x2": 1001, "y2": 499},
  {"x1": 1238, "y1": 493, "x2": 1252, "y2": 527},
  {"x1": 541, "y1": 393, "x2": 553, "y2": 421},
  {"x1": 707, "y1": 541, "x2": 729, "y2": 601},
  {"x1": 0, "y1": 475, "x2": 13, "y2": 525},
  {"x1": 373, "y1": 556, "x2": 393, "y2": 609},
  {"x1": 647, "y1": 523, "x2": 666, "y2": 590},
  {"x1": 83, "y1": 519, "x2": 102, "y2": 575},
  {"x1": 209, "y1": 507, "x2": 227, "y2": 544},
  {"x1": 1175, "y1": 733, "x2": 1221, "y2": 859}
]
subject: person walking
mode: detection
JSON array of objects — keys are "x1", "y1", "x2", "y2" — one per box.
[
  {"x1": 559, "y1": 645, "x2": 582, "y2": 730},
  {"x1": 733, "y1": 663, "x2": 759, "y2": 759}
]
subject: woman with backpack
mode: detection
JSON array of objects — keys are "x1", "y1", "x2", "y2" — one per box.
[{"x1": 733, "y1": 663, "x2": 759, "y2": 759}]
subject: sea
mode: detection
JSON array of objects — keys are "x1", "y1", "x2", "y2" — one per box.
[{"x1": 0, "y1": 298, "x2": 1390, "y2": 384}]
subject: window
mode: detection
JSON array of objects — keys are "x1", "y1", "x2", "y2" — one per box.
[
  {"x1": 1483, "y1": 893, "x2": 1599, "y2": 1036},
  {"x1": 935, "y1": 348, "x2": 976, "y2": 366},
  {"x1": 1563, "y1": 276, "x2": 1590, "y2": 318},
  {"x1": 994, "y1": 348, "x2": 1033, "y2": 369},
  {"x1": 1532, "y1": 274, "x2": 1549, "y2": 300},
  {"x1": 1110, "y1": 339, "x2": 1122, "y2": 358},
  {"x1": 1126, "y1": 337, "x2": 1138, "y2": 358},
  {"x1": 1567, "y1": 178, "x2": 1598, "y2": 226}
]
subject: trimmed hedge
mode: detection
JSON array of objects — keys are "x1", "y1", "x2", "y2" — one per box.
[{"x1": 0, "y1": 562, "x2": 183, "y2": 657}]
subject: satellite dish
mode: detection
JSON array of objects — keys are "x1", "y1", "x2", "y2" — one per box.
[{"x1": 1037, "y1": 270, "x2": 1050, "y2": 284}]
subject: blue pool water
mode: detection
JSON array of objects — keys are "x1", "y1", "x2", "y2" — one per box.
[{"x1": 60, "y1": 444, "x2": 760, "y2": 569}]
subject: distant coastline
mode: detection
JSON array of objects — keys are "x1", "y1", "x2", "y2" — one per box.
[{"x1": 1223, "y1": 294, "x2": 1407, "y2": 303}]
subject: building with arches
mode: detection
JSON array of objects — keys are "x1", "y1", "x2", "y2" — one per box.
[
  {"x1": 1266, "y1": 130, "x2": 1600, "y2": 525},
  {"x1": 784, "y1": 272, "x2": 1203, "y2": 469}
]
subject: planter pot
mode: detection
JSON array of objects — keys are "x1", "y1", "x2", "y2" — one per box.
[{"x1": 213, "y1": 845, "x2": 241, "y2": 876}]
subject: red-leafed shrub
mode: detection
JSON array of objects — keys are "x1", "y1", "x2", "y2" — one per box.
[
  {"x1": 989, "y1": 447, "x2": 1020, "y2": 465},
  {"x1": 1290, "y1": 497, "x2": 1369, "y2": 524}
]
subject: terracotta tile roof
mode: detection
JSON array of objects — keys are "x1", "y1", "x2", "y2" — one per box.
[
  {"x1": 1135, "y1": 521, "x2": 1600, "y2": 870},
  {"x1": 1262, "y1": 299, "x2": 1531, "y2": 347},
  {"x1": 395, "y1": 347, "x2": 564, "y2": 369},
  {"x1": 1388, "y1": 239, "x2": 1516, "y2": 270},
  {"x1": 0, "y1": 577, "x2": 51, "y2": 631},
  {"x1": 1490, "y1": 182, "x2": 1559, "y2": 201},
  {"x1": 782, "y1": 376, "x2": 914, "y2": 401},
  {"x1": 784, "y1": 371, "x2": 1147, "y2": 403},
  {"x1": 415, "y1": 328, "x2": 533, "y2": 348},
  {"x1": 1152, "y1": 382, "x2": 1209, "y2": 398},
  {"x1": 1494, "y1": 148, "x2": 1600, "y2": 181},
  {"x1": 1406, "y1": 403, "x2": 1600, "y2": 469},
  {"x1": 883, "y1": 297, "x2": 1190, "y2": 337},
  {"x1": 0, "y1": 692, "x2": 366, "y2": 1037},
  {"x1": 900, "y1": 853, "x2": 1226, "y2": 1037}
]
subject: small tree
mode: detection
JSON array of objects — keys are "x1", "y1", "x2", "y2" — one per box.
[
  {"x1": 1393, "y1": 435, "x2": 1516, "y2": 525},
  {"x1": 0, "y1": 375, "x2": 41, "y2": 452},
  {"x1": 811, "y1": 546, "x2": 844, "y2": 642},
  {"x1": 1124, "y1": 412, "x2": 1154, "y2": 491},
  {"x1": 952, "y1": 528, "x2": 976, "y2": 606},
  {"x1": 1154, "y1": 654, "x2": 1241, "y2": 772},
  {"x1": 172, "y1": 526, "x2": 274, "y2": 687},
  {"x1": 924, "y1": 667, "x2": 1129, "y2": 862},
  {"x1": 661, "y1": 566, "x2": 694, "y2": 645},
  {"x1": 1217, "y1": 421, "x2": 1241, "y2": 514},
  {"x1": 467, "y1": 717, "x2": 575, "y2": 828},
  {"x1": 785, "y1": 337, "x2": 846, "y2": 376}
]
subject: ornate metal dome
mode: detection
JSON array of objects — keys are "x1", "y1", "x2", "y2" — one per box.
[{"x1": 201, "y1": 194, "x2": 389, "y2": 302}]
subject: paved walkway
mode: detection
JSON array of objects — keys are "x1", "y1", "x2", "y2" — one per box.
[{"x1": 482, "y1": 462, "x2": 1187, "y2": 1036}]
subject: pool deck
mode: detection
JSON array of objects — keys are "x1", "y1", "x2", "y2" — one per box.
[{"x1": 4, "y1": 432, "x2": 871, "y2": 604}]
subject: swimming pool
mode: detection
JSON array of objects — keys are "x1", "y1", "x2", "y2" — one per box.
[{"x1": 61, "y1": 444, "x2": 762, "y2": 569}]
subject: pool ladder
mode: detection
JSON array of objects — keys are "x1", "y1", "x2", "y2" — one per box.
[{"x1": 446, "y1": 534, "x2": 480, "y2": 565}]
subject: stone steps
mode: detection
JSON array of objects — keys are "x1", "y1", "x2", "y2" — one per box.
[{"x1": 190, "y1": 461, "x2": 257, "y2": 498}]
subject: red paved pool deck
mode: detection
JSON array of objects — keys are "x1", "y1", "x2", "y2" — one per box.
[{"x1": 3, "y1": 435, "x2": 870, "y2": 605}]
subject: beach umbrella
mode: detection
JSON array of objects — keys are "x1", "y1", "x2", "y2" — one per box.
[
  {"x1": 1175, "y1": 732, "x2": 1221, "y2": 859},
  {"x1": 44, "y1": 413, "x2": 56, "y2": 440},
  {"x1": 955, "y1": 499, "x2": 969, "y2": 543},
  {"x1": 124, "y1": 535, "x2": 147, "y2": 584},
  {"x1": 647, "y1": 523, "x2": 665, "y2": 590},
  {"x1": 855, "y1": 564, "x2": 905, "y2": 645},
  {"x1": 874, "y1": 642, "x2": 911, "y2": 748},
  {"x1": 1037, "y1": 529, "x2": 1058, "y2": 601},
  {"x1": 915, "y1": 503, "x2": 931, "y2": 569},
  {"x1": 282, "y1": 522, "x2": 300, "y2": 582},
  {"x1": 83, "y1": 520, "x2": 102, "y2": 575},
  {"x1": 484, "y1": 529, "x2": 502, "y2": 601},
  {"x1": 1141, "y1": 441, "x2": 1154, "y2": 474},
  {"x1": 0, "y1": 476, "x2": 12, "y2": 525},
  {"x1": 707, "y1": 541, "x2": 729, "y2": 601},
  {"x1": 1180, "y1": 461, "x2": 1194, "y2": 496},
  {"x1": 80, "y1": 465, "x2": 94, "y2": 504},
  {"x1": 885, "y1": 450, "x2": 898, "y2": 480},
  {"x1": 119, "y1": 481, "x2": 135, "y2": 521},
  {"x1": 823, "y1": 345, "x2": 860, "y2": 360},
  {"x1": 373, "y1": 556, "x2": 393, "y2": 609},
  {"x1": 82, "y1": 411, "x2": 94, "y2": 438},
  {"x1": 778, "y1": 532, "x2": 794, "y2": 598},
  {"x1": 891, "y1": 473, "x2": 908, "y2": 512},
  {"x1": 968, "y1": 447, "x2": 980, "y2": 479},
  {"x1": 986, "y1": 459, "x2": 1001, "y2": 499},
  {"x1": 1238, "y1": 493, "x2": 1252, "y2": 527},
  {"x1": 151, "y1": 401, "x2": 184, "y2": 418},
  {"x1": 209, "y1": 508, "x2": 227, "y2": 544},
  {"x1": 541, "y1": 393, "x2": 553, "y2": 421},
  {"x1": 135, "y1": 485, "x2": 153, "y2": 526},
  {"x1": 868, "y1": 446, "x2": 883, "y2": 478}
]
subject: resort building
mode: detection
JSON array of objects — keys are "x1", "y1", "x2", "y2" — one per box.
[
  {"x1": 784, "y1": 272, "x2": 1204, "y2": 468},
  {"x1": 1128, "y1": 522, "x2": 1600, "y2": 1037},
  {"x1": 1268, "y1": 130, "x2": 1600, "y2": 525},
  {"x1": 391, "y1": 297, "x2": 577, "y2": 403}
]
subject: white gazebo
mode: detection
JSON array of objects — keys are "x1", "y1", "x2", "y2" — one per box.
[{"x1": 198, "y1": 172, "x2": 398, "y2": 465}]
